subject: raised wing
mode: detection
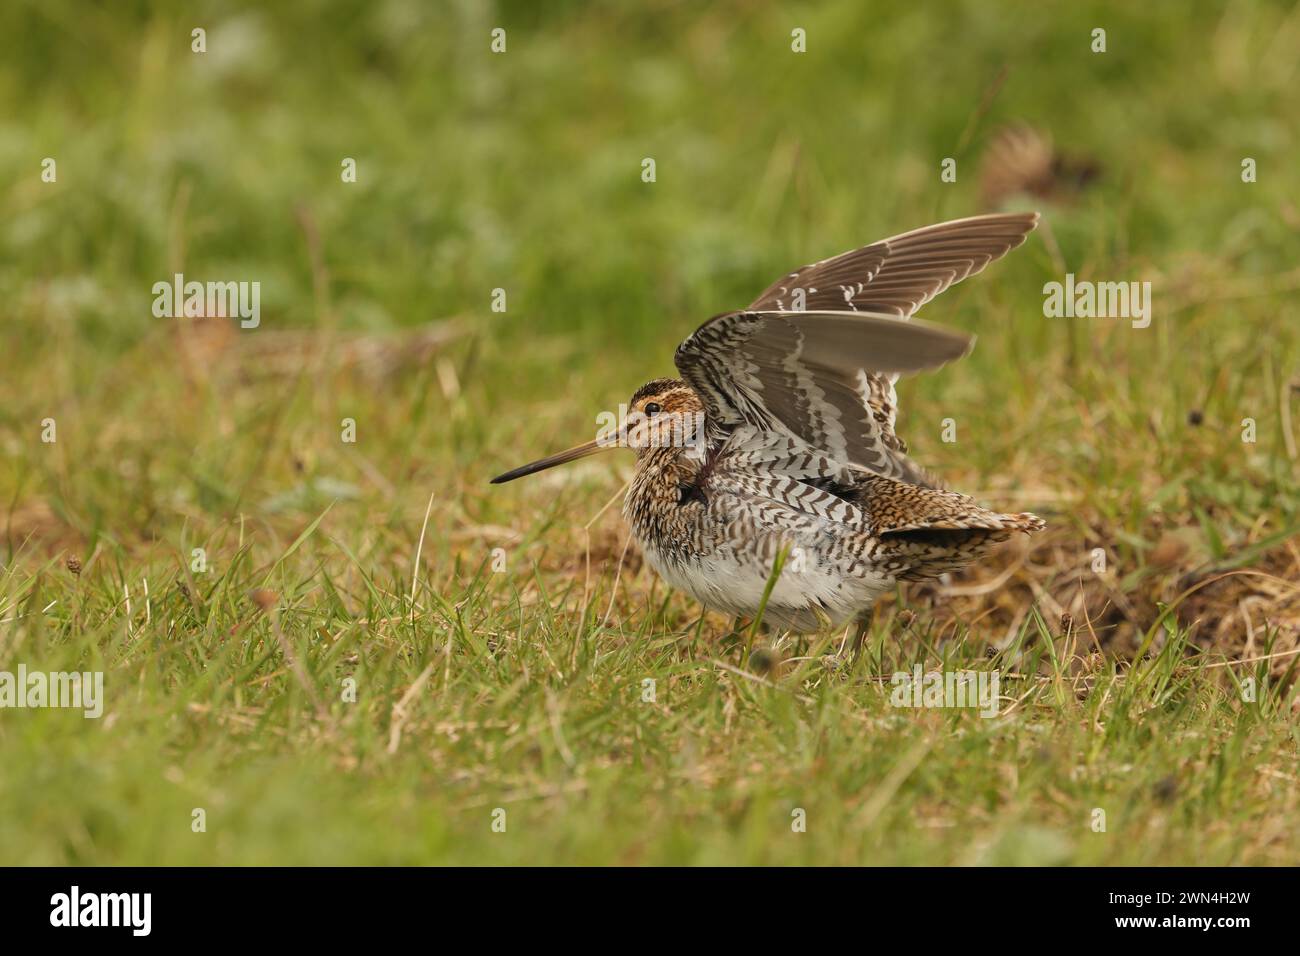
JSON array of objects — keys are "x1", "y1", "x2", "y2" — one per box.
[
  {"x1": 674, "y1": 309, "x2": 971, "y2": 481},
  {"x1": 677, "y1": 213, "x2": 1038, "y2": 481},
  {"x1": 748, "y1": 212, "x2": 1038, "y2": 315}
]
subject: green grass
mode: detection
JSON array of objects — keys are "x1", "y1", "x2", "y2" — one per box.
[{"x1": 2, "y1": 1, "x2": 1298, "y2": 865}]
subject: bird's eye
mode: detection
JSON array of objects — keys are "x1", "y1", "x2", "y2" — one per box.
[{"x1": 644, "y1": 402, "x2": 662, "y2": 417}]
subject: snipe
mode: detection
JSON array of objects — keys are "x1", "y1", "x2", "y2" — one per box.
[{"x1": 492, "y1": 213, "x2": 1044, "y2": 633}]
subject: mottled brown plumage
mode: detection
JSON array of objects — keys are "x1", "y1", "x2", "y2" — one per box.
[{"x1": 493, "y1": 214, "x2": 1045, "y2": 632}]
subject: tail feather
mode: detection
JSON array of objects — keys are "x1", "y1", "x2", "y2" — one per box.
[{"x1": 864, "y1": 477, "x2": 1043, "y2": 580}]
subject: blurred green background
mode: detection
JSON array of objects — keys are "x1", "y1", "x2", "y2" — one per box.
[
  {"x1": 3, "y1": 1, "x2": 1297, "y2": 524},
  {"x1": 0, "y1": 1, "x2": 1297, "y2": 865}
]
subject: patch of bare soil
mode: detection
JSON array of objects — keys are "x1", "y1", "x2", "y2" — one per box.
[{"x1": 909, "y1": 528, "x2": 1300, "y2": 678}]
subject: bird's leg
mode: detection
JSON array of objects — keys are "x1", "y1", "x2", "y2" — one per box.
[
  {"x1": 717, "y1": 615, "x2": 750, "y2": 655},
  {"x1": 687, "y1": 609, "x2": 709, "y2": 647},
  {"x1": 851, "y1": 610, "x2": 874, "y2": 658},
  {"x1": 819, "y1": 614, "x2": 872, "y2": 673}
]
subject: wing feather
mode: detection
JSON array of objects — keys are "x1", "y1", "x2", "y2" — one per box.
[
  {"x1": 748, "y1": 212, "x2": 1039, "y2": 315},
  {"x1": 675, "y1": 310, "x2": 971, "y2": 480},
  {"x1": 676, "y1": 213, "x2": 1038, "y2": 482}
]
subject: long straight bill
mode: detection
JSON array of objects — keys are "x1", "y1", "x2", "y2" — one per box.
[{"x1": 489, "y1": 437, "x2": 610, "y2": 484}]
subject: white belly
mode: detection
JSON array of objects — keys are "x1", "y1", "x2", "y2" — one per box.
[{"x1": 640, "y1": 542, "x2": 893, "y2": 631}]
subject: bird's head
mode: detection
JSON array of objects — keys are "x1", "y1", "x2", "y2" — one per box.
[{"x1": 489, "y1": 378, "x2": 706, "y2": 485}]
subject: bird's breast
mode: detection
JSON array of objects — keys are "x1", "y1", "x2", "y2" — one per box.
[{"x1": 623, "y1": 456, "x2": 894, "y2": 628}]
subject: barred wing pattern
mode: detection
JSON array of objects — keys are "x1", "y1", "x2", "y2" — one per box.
[
  {"x1": 675, "y1": 213, "x2": 1038, "y2": 482},
  {"x1": 675, "y1": 310, "x2": 970, "y2": 481},
  {"x1": 747, "y1": 212, "x2": 1039, "y2": 316}
]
